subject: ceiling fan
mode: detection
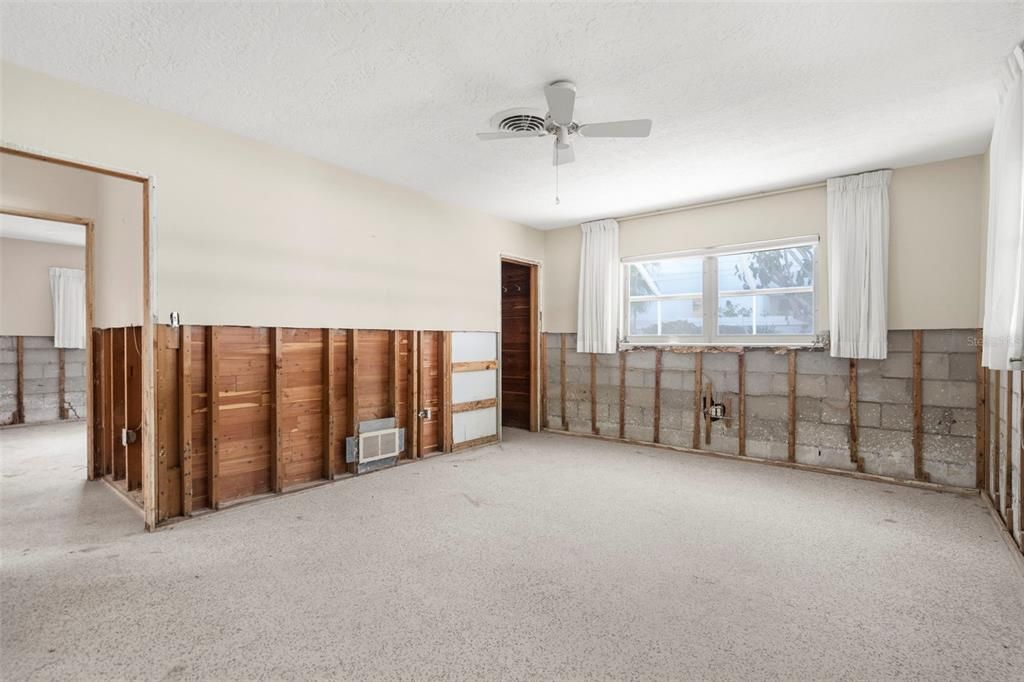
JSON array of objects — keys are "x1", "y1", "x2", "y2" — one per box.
[{"x1": 477, "y1": 80, "x2": 652, "y2": 166}]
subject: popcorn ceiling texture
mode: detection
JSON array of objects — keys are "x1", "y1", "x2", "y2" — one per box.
[
  {"x1": 547, "y1": 330, "x2": 980, "y2": 488},
  {"x1": 0, "y1": 336, "x2": 86, "y2": 426},
  {"x1": 2, "y1": 2, "x2": 1022, "y2": 229}
]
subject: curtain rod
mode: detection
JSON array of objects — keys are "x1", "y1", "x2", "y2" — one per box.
[{"x1": 617, "y1": 181, "x2": 827, "y2": 223}]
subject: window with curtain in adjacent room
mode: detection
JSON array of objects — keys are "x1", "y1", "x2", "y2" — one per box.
[{"x1": 621, "y1": 237, "x2": 818, "y2": 346}]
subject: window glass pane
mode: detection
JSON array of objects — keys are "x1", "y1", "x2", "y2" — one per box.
[
  {"x1": 628, "y1": 264, "x2": 655, "y2": 296},
  {"x1": 631, "y1": 258, "x2": 702, "y2": 296},
  {"x1": 718, "y1": 292, "x2": 813, "y2": 336},
  {"x1": 754, "y1": 292, "x2": 813, "y2": 335},
  {"x1": 717, "y1": 295, "x2": 754, "y2": 335},
  {"x1": 629, "y1": 300, "x2": 658, "y2": 335},
  {"x1": 718, "y1": 245, "x2": 814, "y2": 292},
  {"x1": 660, "y1": 299, "x2": 703, "y2": 335}
]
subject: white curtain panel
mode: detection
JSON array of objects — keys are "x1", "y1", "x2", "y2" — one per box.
[
  {"x1": 576, "y1": 218, "x2": 620, "y2": 354},
  {"x1": 982, "y1": 45, "x2": 1024, "y2": 371},
  {"x1": 49, "y1": 267, "x2": 86, "y2": 349},
  {"x1": 827, "y1": 169, "x2": 892, "y2": 359}
]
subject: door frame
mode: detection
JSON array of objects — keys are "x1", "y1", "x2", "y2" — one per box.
[
  {"x1": 499, "y1": 255, "x2": 541, "y2": 432},
  {"x1": 1, "y1": 145, "x2": 156, "y2": 529}
]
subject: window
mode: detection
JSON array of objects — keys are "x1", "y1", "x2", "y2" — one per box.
[{"x1": 622, "y1": 238, "x2": 817, "y2": 345}]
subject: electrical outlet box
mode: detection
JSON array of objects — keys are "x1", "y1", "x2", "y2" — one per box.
[
  {"x1": 708, "y1": 403, "x2": 726, "y2": 420},
  {"x1": 418, "y1": 408, "x2": 432, "y2": 420},
  {"x1": 121, "y1": 428, "x2": 138, "y2": 446}
]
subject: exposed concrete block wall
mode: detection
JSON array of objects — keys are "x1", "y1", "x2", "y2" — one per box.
[
  {"x1": 0, "y1": 336, "x2": 86, "y2": 426},
  {"x1": 544, "y1": 329, "x2": 980, "y2": 490}
]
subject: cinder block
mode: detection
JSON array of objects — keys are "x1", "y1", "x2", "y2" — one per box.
[
  {"x1": 880, "y1": 352, "x2": 948, "y2": 380},
  {"x1": 64, "y1": 362, "x2": 86, "y2": 378},
  {"x1": 856, "y1": 402, "x2": 881, "y2": 428},
  {"x1": 796, "y1": 445, "x2": 855, "y2": 471},
  {"x1": 703, "y1": 369, "x2": 738, "y2": 394},
  {"x1": 746, "y1": 417, "x2": 788, "y2": 443},
  {"x1": 880, "y1": 403, "x2": 913, "y2": 431},
  {"x1": 25, "y1": 348, "x2": 60, "y2": 366},
  {"x1": 821, "y1": 399, "x2": 850, "y2": 425},
  {"x1": 922, "y1": 380, "x2": 976, "y2": 409},
  {"x1": 796, "y1": 374, "x2": 827, "y2": 398},
  {"x1": 703, "y1": 352, "x2": 738, "y2": 372},
  {"x1": 660, "y1": 371, "x2": 683, "y2": 391},
  {"x1": 746, "y1": 438, "x2": 789, "y2": 461},
  {"x1": 709, "y1": 434, "x2": 739, "y2": 454},
  {"x1": 661, "y1": 353, "x2": 695, "y2": 371},
  {"x1": 796, "y1": 352, "x2": 848, "y2": 376},
  {"x1": 544, "y1": 333, "x2": 562, "y2": 349},
  {"x1": 624, "y1": 424, "x2": 652, "y2": 442},
  {"x1": 0, "y1": 350, "x2": 16, "y2": 364},
  {"x1": 796, "y1": 396, "x2": 821, "y2": 421},
  {"x1": 858, "y1": 377, "x2": 911, "y2": 404},
  {"x1": 659, "y1": 427, "x2": 689, "y2": 448},
  {"x1": 746, "y1": 395, "x2": 788, "y2": 421},
  {"x1": 629, "y1": 351, "x2": 657, "y2": 370},
  {"x1": 922, "y1": 433, "x2": 975, "y2": 466},
  {"x1": 23, "y1": 336, "x2": 56, "y2": 350},
  {"x1": 922, "y1": 329, "x2": 975, "y2": 354},
  {"x1": 858, "y1": 427, "x2": 913, "y2": 461},
  {"x1": 565, "y1": 350, "x2": 589, "y2": 368},
  {"x1": 0, "y1": 365, "x2": 16, "y2": 380},
  {"x1": 859, "y1": 448, "x2": 914, "y2": 480},
  {"x1": 825, "y1": 375, "x2": 849, "y2": 400},
  {"x1": 923, "y1": 460, "x2": 975, "y2": 488},
  {"x1": 887, "y1": 330, "x2": 914, "y2": 352},
  {"x1": 922, "y1": 407, "x2": 975, "y2": 437},
  {"x1": 795, "y1": 421, "x2": 849, "y2": 449},
  {"x1": 0, "y1": 337, "x2": 15, "y2": 351},
  {"x1": 747, "y1": 350, "x2": 789, "y2": 373},
  {"x1": 595, "y1": 352, "x2": 619, "y2": 369},
  {"x1": 744, "y1": 372, "x2": 774, "y2": 396},
  {"x1": 948, "y1": 353, "x2": 978, "y2": 382},
  {"x1": 597, "y1": 422, "x2": 619, "y2": 438}
]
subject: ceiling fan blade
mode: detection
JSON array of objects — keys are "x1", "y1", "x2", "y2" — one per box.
[
  {"x1": 544, "y1": 83, "x2": 576, "y2": 126},
  {"x1": 553, "y1": 144, "x2": 575, "y2": 166},
  {"x1": 476, "y1": 131, "x2": 546, "y2": 140},
  {"x1": 578, "y1": 119, "x2": 652, "y2": 138}
]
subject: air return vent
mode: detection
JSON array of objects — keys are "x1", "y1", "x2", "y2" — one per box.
[{"x1": 490, "y1": 108, "x2": 547, "y2": 134}]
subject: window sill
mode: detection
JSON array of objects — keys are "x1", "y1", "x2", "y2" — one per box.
[{"x1": 619, "y1": 340, "x2": 826, "y2": 353}]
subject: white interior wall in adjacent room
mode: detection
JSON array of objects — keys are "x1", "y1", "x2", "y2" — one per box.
[
  {"x1": 0, "y1": 237, "x2": 85, "y2": 336},
  {"x1": 0, "y1": 153, "x2": 143, "y2": 328},
  {"x1": 543, "y1": 155, "x2": 985, "y2": 333},
  {"x1": 1, "y1": 64, "x2": 545, "y2": 332}
]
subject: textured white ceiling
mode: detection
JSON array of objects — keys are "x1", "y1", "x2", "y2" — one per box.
[
  {"x1": 2, "y1": 3, "x2": 1021, "y2": 229},
  {"x1": 0, "y1": 214, "x2": 85, "y2": 247}
]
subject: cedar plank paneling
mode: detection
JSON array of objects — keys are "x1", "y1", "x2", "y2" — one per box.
[
  {"x1": 357, "y1": 330, "x2": 390, "y2": 422},
  {"x1": 216, "y1": 327, "x2": 273, "y2": 502},
  {"x1": 281, "y1": 328, "x2": 324, "y2": 488}
]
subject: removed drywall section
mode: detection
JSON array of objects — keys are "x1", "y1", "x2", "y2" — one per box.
[
  {"x1": 0, "y1": 335, "x2": 86, "y2": 425},
  {"x1": 0, "y1": 237, "x2": 85, "y2": 337},
  {"x1": 545, "y1": 329, "x2": 979, "y2": 489},
  {"x1": 543, "y1": 156, "x2": 985, "y2": 333},
  {"x1": 2, "y1": 64, "x2": 544, "y2": 332}
]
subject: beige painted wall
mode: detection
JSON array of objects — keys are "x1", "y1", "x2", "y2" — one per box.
[
  {"x1": 0, "y1": 237, "x2": 85, "y2": 336},
  {"x1": 544, "y1": 155, "x2": 984, "y2": 333},
  {"x1": 0, "y1": 153, "x2": 144, "y2": 328},
  {"x1": 1, "y1": 64, "x2": 544, "y2": 332}
]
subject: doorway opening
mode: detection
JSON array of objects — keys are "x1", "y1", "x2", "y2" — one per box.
[{"x1": 500, "y1": 258, "x2": 539, "y2": 431}]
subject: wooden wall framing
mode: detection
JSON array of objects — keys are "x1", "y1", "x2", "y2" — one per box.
[{"x1": 151, "y1": 325, "x2": 455, "y2": 523}]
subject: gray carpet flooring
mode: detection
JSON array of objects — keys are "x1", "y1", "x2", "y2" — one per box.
[{"x1": 2, "y1": 421, "x2": 1022, "y2": 680}]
